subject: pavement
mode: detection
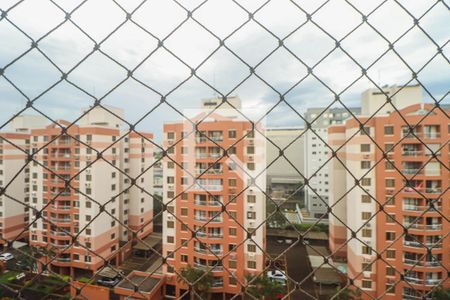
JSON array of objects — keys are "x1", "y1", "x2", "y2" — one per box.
[{"x1": 266, "y1": 236, "x2": 319, "y2": 300}]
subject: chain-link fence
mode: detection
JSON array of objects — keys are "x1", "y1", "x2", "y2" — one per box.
[{"x1": 0, "y1": 0, "x2": 448, "y2": 299}]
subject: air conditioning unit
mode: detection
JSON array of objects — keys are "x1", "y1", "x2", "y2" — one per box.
[
  {"x1": 247, "y1": 156, "x2": 254, "y2": 162},
  {"x1": 248, "y1": 253, "x2": 255, "y2": 258},
  {"x1": 168, "y1": 140, "x2": 173, "y2": 145},
  {"x1": 167, "y1": 215, "x2": 174, "y2": 221},
  {"x1": 249, "y1": 221, "x2": 255, "y2": 226},
  {"x1": 85, "y1": 183, "x2": 91, "y2": 188},
  {"x1": 86, "y1": 169, "x2": 91, "y2": 175},
  {"x1": 363, "y1": 154, "x2": 370, "y2": 159},
  {"x1": 363, "y1": 271, "x2": 371, "y2": 278},
  {"x1": 248, "y1": 205, "x2": 254, "y2": 211},
  {"x1": 365, "y1": 240, "x2": 372, "y2": 246},
  {"x1": 365, "y1": 223, "x2": 371, "y2": 228}
]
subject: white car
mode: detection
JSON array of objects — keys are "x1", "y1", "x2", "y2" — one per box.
[
  {"x1": 267, "y1": 270, "x2": 287, "y2": 285},
  {"x1": 0, "y1": 252, "x2": 14, "y2": 261}
]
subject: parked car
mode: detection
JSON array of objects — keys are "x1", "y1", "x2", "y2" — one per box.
[
  {"x1": 0, "y1": 252, "x2": 14, "y2": 261},
  {"x1": 16, "y1": 273, "x2": 26, "y2": 280},
  {"x1": 267, "y1": 270, "x2": 287, "y2": 285},
  {"x1": 97, "y1": 276, "x2": 121, "y2": 287}
]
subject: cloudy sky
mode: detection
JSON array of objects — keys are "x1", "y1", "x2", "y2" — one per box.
[{"x1": 0, "y1": 0, "x2": 448, "y2": 141}]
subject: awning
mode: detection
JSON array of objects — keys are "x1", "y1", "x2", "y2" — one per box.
[{"x1": 133, "y1": 234, "x2": 162, "y2": 251}]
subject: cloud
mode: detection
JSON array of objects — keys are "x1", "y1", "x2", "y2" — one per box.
[{"x1": 0, "y1": 0, "x2": 448, "y2": 141}]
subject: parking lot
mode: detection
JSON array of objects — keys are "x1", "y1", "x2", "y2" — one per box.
[{"x1": 266, "y1": 236, "x2": 320, "y2": 300}]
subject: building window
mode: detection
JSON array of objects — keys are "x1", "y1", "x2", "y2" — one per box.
[
  {"x1": 247, "y1": 212, "x2": 256, "y2": 219},
  {"x1": 361, "y1": 212, "x2": 372, "y2": 220},
  {"x1": 167, "y1": 221, "x2": 174, "y2": 228},
  {"x1": 360, "y1": 127, "x2": 370, "y2": 135},
  {"x1": 167, "y1": 132, "x2": 175, "y2": 140},
  {"x1": 167, "y1": 177, "x2": 174, "y2": 184},
  {"x1": 385, "y1": 179, "x2": 395, "y2": 188},
  {"x1": 167, "y1": 236, "x2": 174, "y2": 243},
  {"x1": 361, "y1": 161, "x2": 371, "y2": 169},
  {"x1": 362, "y1": 246, "x2": 372, "y2": 255},
  {"x1": 229, "y1": 228, "x2": 237, "y2": 236},
  {"x1": 385, "y1": 232, "x2": 396, "y2": 241},
  {"x1": 362, "y1": 280, "x2": 372, "y2": 289},
  {"x1": 247, "y1": 244, "x2": 256, "y2": 252},
  {"x1": 361, "y1": 263, "x2": 371, "y2": 272},
  {"x1": 386, "y1": 249, "x2": 395, "y2": 259},
  {"x1": 386, "y1": 214, "x2": 396, "y2": 223},
  {"x1": 385, "y1": 143, "x2": 394, "y2": 152},
  {"x1": 362, "y1": 229, "x2": 372, "y2": 238},
  {"x1": 181, "y1": 255, "x2": 188, "y2": 263},
  {"x1": 229, "y1": 260, "x2": 237, "y2": 269},
  {"x1": 247, "y1": 195, "x2": 256, "y2": 203},
  {"x1": 247, "y1": 261, "x2": 256, "y2": 269},
  {"x1": 181, "y1": 208, "x2": 188, "y2": 216},
  {"x1": 361, "y1": 195, "x2": 371, "y2": 203},
  {"x1": 361, "y1": 178, "x2": 371, "y2": 186},
  {"x1": 228, "y1": 179, "x2": 237, "y2": 187},
  {"x1": 386, "y1": 267, "x2": 395, "y2": 276},
  {"x1": 384, "y1": 126, "x2": 394, "y2": 135},
  {"x1": 181, "y1": 193, "x2": 188, "y2": 200},
  {"x1": 385, "y1": 161, "x2": 395, "y2": 170},
  {"x1": 228, "y1": 130, "x2": 236, "y2": 138},
  {"x1": 361, "y1": 144, "x2": 371, "y2": 152}
]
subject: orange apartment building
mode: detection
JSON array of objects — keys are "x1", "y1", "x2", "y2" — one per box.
[
  {"x1": 27, "y1": 106, "x2": 154, "y2": 278},
  {"x1": 328, "y1": 86, "x2": 449, "y2": 299},
  {"x1": 162, "y1": 105, "x2": 266, "y2": 299}
]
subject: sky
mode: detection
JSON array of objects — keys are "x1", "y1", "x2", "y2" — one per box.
[{"x1": 0, "y1": 0, "x2": 449, "y2": 142}]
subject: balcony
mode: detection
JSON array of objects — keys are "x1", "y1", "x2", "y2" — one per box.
[
  {"x1": 195, "y1": 168, "x2": 223, "y2": 175},
  {"x1": 50, "y1": 217, "x2": 71, "y2": 224},
  {"x1": 423, "y1": 132, "x2": 440, "y2": 139},
  {"x1": 402, "y1": 150, "x2": 423, "y2": 156},
  {"x1": 402, "y1": 169, "x2": 422, "y2": 175},
  {"x1": 403, "y1": 205, "x2": 442, "y2": 212},
  {"x1": 192, "y1": 184, "x2": 223, "y2": 192},
  {"x1": 403, "y1": 241, "x2": 422, "y2": 248},
  {"x1": 424, "y1": 187, "x2": 442, "y2": 194},
  {"x1": 51, "y1": 205, "x2": 71, "y2": 211},
  {"x1": 194, "y1": 200, "x2": 222, "y2": 207},
  {"x1": 404, "y1": 276, "x2": 423, "y2": 285},
  {"x1": 404, "y1": 223, "x2": 442, "y2": 231}
]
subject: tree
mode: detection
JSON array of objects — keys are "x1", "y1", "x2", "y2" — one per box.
[
  {"x1": 246, "y1": 275, "x2": 285, "y2": 300},
  {"x1": 178, "y1": 265, "x2": 213, "y2": 300},
  {"x1": 334, "y1": 286, "x2": 362, "y2": 300},
  {"x1": 431, "y1": 286, "x2": 450, "y2": 300}
]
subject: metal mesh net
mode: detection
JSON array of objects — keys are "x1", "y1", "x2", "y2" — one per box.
[{"x1": 0, "y1": 0, "x2": 448, "y2": 299}]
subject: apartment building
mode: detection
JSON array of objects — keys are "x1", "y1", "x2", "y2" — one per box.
[
  {"x1": 28, "y1": 107, "x2": 154, "y2": 277},
  {"x1": 304, "y1": 106, "x2": 360, "y2": 219},
  {"x1": 328, "y1": 86, "x2": 449, "y2": 299},
  {"x1": 162, "y1": 108, "x2": 266, "y2": 298},
  {"x1": 265, "y1": 127, "x2": 305, "y2": 207},
  {"x1": 0, "y1": 115, "x2": 48, "y2": 249}
]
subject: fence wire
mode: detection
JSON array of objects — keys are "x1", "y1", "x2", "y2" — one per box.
[{"x1": 0, "y1": 0, "x2": 448, "y2": 299}]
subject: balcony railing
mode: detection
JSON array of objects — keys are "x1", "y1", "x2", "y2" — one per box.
[
  {"x1": 402, "y1": 169, "x2": 422, "y2": 175},
  {"x1": 403, "y1": 205, "x2": 442, "y2": 212},
  {"x1": 403, "y1": 241, "x2": 422, "y2": 248},
  {"x1": 192, "y1": 184, "x2": 223, "y2": 192},
  {"x1": 404, "y1": 223, "x2": 443, "y2": 231},
  {"x1": 194, "y1": 200, "x2": 222, "y2": 206},
  {"x1": 402, "y1": 150, "x2": 423, "y2": 156},
  {"x1": 50, "y1": 218, "x2": 71, "y2": 223},
  {"x1": 423, "y1": 133, "x2": 440, "y2": 139},
  {"x1": 425, "y1": 188, "x2": 442, "y2": 194}
]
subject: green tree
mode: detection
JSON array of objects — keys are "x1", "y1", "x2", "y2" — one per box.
[
  {"x1": 431, "y1": 286, "x2": 450, "y2": 300},
  {"x1": 246, "y1": 275, "x2": 285, "y2": 300},
  {"x1": 334, "y1": 286, "x2": 362, "y2": 300},
  {"x1": 178, "y1": 265, "x2": 213, "y2": 300}
]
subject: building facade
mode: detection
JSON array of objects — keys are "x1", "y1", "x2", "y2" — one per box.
[
  {"x1": 328, "y1": 100, "x2": 449, "y2": 299},
  {"x1": 27, "y1": 107, "x2": 154, "y2": 277},
  {"x1": 162, "y1": 111, "x2": 266, "y2": 298},
  {"x1": 0, "y1": 115, "x2": 48, "y2": 249},
  {"x1": 304, "y1": 107, "x2": 361, "y2": 218}
]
